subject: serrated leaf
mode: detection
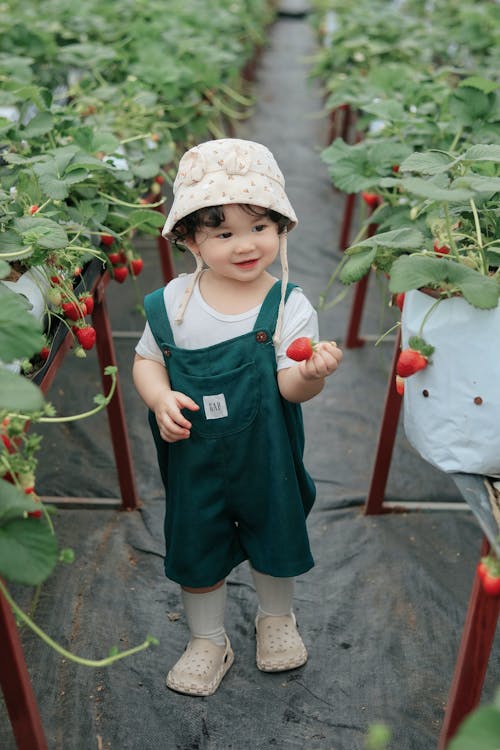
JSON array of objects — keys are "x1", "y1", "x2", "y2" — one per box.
[
  {"x1": 0, "y1": 284, "x2": 45, "y2": 362},
  {"x1": 0, "y1": 479, "x2": 43, "y2": 524},
  {"x1": 0, "y1": 369, "x2": 45, "y2": 411},
  {"x1": 461, "y1": 144, "x2": 500, "y2": 163},
  {"x1": 14, "y1": 217, "x2": 68, "y2": 249},
  {"x1": 0, "y1": 517, "x2": 58, "y2": 585},
  {"x1": 452, "y1": 175, "x2": 500, "y2": 193},
  {"x1": 0, "y1": 229, "x2": 32, "y2": 260},
  {"x1": 339, "y1": 247, "x2": 377, "y2": 284},
  {"x1": 388, "y1": 255, "x2": 500, "y2": 308},
  {"x1": 400, "y1": 150, "x2": 455, "y2": 175},
  {"x1": 20, "y1": 112, "x2": 54, "y2": 139},
  {"x1": 401, "y1": 176, "x2": 474, "y2": 202},
  {"x1": 348, "y1": 227, "x2": 425, "y2": 252},
  {"x1": 459, "y1": 76, "x2": 499, "y2": 95},
  {"x1": 447, "y1": 706, "x2": 500, "y2": 750}
]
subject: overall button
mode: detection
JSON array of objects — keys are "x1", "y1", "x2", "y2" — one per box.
[
  {"x1": 163, "y1": 347, "x2": 171, "y2": 357},
  {"x1": 255, "y1": 331, "x2": 268, "y2": 343}
]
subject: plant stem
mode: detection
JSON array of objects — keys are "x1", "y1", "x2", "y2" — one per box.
[
  {"x1": 469, "y1": 198, "x2": 488, "y2": 274},
  {"x1": 418, "y1": 296, "x2": 444, "y2": 337},
  {"x1": 0, "y1": 580, "x2": 158, "y2": 667},
  {"x1": 443, "y1": 204, "x2": 460, "y2": 260},
  {"x1": 97, "y1": 192, "x2": 165, "y2": 209}
]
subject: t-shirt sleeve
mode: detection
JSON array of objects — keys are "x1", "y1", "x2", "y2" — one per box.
[
  {"x1": 134, "y1": 321, "x2": 164, "y2": 364},
  {"x1": 276, "y1": 288, "x2": 320, "y2": 371}
]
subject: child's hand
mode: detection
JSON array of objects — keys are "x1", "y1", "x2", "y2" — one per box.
[
  {"x1": 154, "y1": 390, "x2": 199, "y2": 442},
  {"x1": 297, "y1": 340, "x2": 343, "y2": 381}
]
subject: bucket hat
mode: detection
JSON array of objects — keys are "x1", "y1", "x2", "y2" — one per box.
[
  {"x1": 162, "y1": 138, "x2": 297, "y2": 237},
  {"x1": 163, "y1": 138, "x2": 296, "y2": 344}
]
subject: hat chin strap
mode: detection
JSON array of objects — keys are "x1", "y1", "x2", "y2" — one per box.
[
  {"x1": 273, "y1": 227, "x2": 289, "y2": 347},
  {"x1": 174, "y1": 252, "x2": 205, "y2": 324}
]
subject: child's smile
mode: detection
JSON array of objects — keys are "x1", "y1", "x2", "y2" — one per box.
[{"x1": 188, "y1": 204, "x2": 280, "y2": 284}]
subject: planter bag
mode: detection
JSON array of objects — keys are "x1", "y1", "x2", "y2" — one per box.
[{"x1": 401, "y1": 290, "x2": 500, "y2": 476}]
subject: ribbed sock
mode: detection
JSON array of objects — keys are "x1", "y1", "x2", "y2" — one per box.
[
  {"x1": 181, "y1": 582, "x2": 227, "y2": 646},
  {"x1": 250, "y1": 568, "x2": 294, "y2": 620}
]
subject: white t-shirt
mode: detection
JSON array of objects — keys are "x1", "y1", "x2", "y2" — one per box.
[{"x1": 135, "y1": 273, "x2": 319, "y2": 371}]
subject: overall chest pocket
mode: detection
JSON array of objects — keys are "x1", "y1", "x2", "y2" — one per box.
[{"x1": 177, "y1": 361, "x2": 261, "y2": 439}]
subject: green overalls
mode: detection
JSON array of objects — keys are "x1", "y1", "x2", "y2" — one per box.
[{"x1": 144, "y1": 280, "x2": 316, "y2": 588}]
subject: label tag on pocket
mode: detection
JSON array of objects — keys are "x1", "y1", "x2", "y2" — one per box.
[{"x1": 203, "y1": 393, "x2": 228, "y2": 420}]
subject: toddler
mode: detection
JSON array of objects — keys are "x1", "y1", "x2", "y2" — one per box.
[{"x1": 133, "y1": 138, "x2": 343, "y2": 696}]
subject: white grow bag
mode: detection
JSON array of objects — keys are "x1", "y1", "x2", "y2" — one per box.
[{"x1": 401, "y1": 290, "x2": 500, "y2": 476}]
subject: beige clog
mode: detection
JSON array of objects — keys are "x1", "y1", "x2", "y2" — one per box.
[
  {"x1": 166, "y1": 635, "x2": 234, "y2": 696},
  {"x1": 255, "y1": 613, "x2": 308, "y2": 672}
]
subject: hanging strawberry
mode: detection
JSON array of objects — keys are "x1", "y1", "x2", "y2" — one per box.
[
  {"x1": 361, "y1": 191, "x2": 381, "y2": 209},
  {"x1": 62, "y1": 300, "x2": 87, "y2": 321},
  {"x1": 79, "y1": 293, "x2": 94, "y2": 315},
  {"x1": 477, "y1": 556, "x2": 500, "y2": 597},
  {"x1": 113, "y1": 265, "x2": 129, "y2": 283},
  {"x1": 130, "y1": 257, "x2": 144, "y2": 277},
  {"x1": 396, "y1": 337, "x2": 434, "y2": 377},
  {"x1": 75, "y1": 324, "x2": 97, "y2": 350}
]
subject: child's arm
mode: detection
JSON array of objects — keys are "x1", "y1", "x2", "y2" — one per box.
[
  {"x1": 132, "y1": 354, "x2": 199, "y2": 442},
  {"x1": 277, "y1": 341, "x2": 343, "y2": 404}
]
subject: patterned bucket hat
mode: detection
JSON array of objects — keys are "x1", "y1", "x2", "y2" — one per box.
[{"x1": 162, "y1": 138, "x2": 297, "y2": 237}]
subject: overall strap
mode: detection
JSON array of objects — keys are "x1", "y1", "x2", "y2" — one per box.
[
  {"x1": 144, "y1": 288, "x2": 174, "y2": 349},
  {"x1": 254, "y1": 281, "x2": 298, "y2": 335}
]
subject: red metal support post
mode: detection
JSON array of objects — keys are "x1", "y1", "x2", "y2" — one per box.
[
  {"x1": 438, "y1": 537, "x2": 500, "y2": 749},
  {"x1": 92, "y1": 273, "x2": 141, "y2": 511},
  {"x1": 364, "y1": 328, "x2": 402, "y2": 514},
  {"x1": 0, "y1": 585, "x2": 48, "y2": 750}
]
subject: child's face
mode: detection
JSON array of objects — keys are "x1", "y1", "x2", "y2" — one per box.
[{"x1": 185, "y1": 204, "x2": 280, "y2": 282}]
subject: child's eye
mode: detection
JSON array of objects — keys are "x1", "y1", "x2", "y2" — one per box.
[
  {"x1": 217, "y1": 231, "x2": 232, "y2": 239},
  {"x1": 252, "y1": 224, "x2": 267, "y2": 233}
]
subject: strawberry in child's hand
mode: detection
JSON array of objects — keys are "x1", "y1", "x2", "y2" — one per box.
[
  {"x1": 396, "y1": 336, "x2": 434, "y2": 378},
  {"x1": 113, "y1": 265, "x2": 129, "y2": 283},
  {"x1": 75, "y1": 325, "x2": 96, "y2": 350},
  {"x1": 286, "y1": 337, "x2": 316, "y2": 361}
]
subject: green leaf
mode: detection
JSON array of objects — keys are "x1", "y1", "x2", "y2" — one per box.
[
  {"x1": 388, "y1": 255, "x2": 500, "y2": 309},
  {"x1": 0, "y1": 229, "x2": 32, "y2": 260},
  {"x1": 447, "y1": 706, "x2": 500, "y2": 750},
  {"x1": 20, "y1": 112, "x2": 54, "y2": 139},
  {"x1": 0, "y1": 285, "x2": 45, "y2": 362},
  {"x1": 0, "y1": 517, "x2": 58, "y2": 585},
  {"x1": 348, "y1": 227, "x2": 425, "y2": 252},
  {"x1": 399, "y1": 150, "x2": 455, "y2": 175},
  {"x1": 459, "y1": 76, "x2": 499, "y2": 95},
  {"x1": 0, "y1": 369, "x2": 45, "y2": 411},
  {"x1": 14, "y1": 216, "x2": 68, "y2": 250},
  {"x1": 461, "y1": 145, "x2": 500, "y2": 163},
  {"x1": 339, "y1": 247, "x2": 377, "y2": 284},
  {"x1": 0, "y1": 260, "x2": 10, "y2": 278},
  {"x1": 452, "y1": 175, "x2": 500, "y2": 193},
  {"x1": 400, "y1": 177, "x2": 474, "y2": 202},
  {"x1": 0, "y1": 479, "x2": 44, "y2": 525}
]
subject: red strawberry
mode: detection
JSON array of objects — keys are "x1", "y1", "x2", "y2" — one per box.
[
  {"x1": 131, "y1": 258, "x2": 144, "y2": 277},
  {"x1": 50, "y1": 275, "x2": 62, "y2": 285},
  {"x1": 101, "y1": 234, "x2": 115, "y2": 246},
  {"x1": 75, "y1": 325, "x2": 96, "y2": 350},
  {"x1": 62, "y1": 301, "x2": 87, "y2": 321},
  {"x1": 361, "y1": 191, "x2": 380, "y2": 209},
  {"x1": 395, "y1": 293, "x2": 405, "y2": 312},
  {"x1": 79, "y1": 294, "x2": 94, "y2": 315},
  {"x1": 39, "y1": 346, "x2": 50, "y2": 361},
  {"x1": 433, "y1": 241, "x2": 450, "y2": 255},
  {"x1": 395, "y1": 375, "x2": 405, "y2": 396},
  {"x1": 391, "y1": 164, "x2": 400, "y2": 173},
  {"x1": 113, "y1": 265, "x2": 129, "y2": 283},
  {"x1": 154, "y1": 175, "x2": 165, "y2": 185},
  {"x1": 397, "y1": 349, "x2": 428, "y2": 377},
  {"x1": 286, "y1": 337, "x2": 316, "y2": 361},
  {"x1": 28, "y1": 204, "x2": 39, "y2": 215},
  {"x1": 107, "y1": 251, "x2": 121, "y2": 265}
]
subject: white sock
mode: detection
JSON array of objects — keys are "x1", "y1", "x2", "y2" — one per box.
[
  {"x1": 250, "y1": 568, "x2": 294, "y2": 620},
  {"x1": 181, "y1": 583, "x2": 227, "y2": 646}
]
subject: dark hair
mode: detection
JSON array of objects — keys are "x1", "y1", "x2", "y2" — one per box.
[{"x1": 170, "y1": 204, "x2": 290, "y2": 251}]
